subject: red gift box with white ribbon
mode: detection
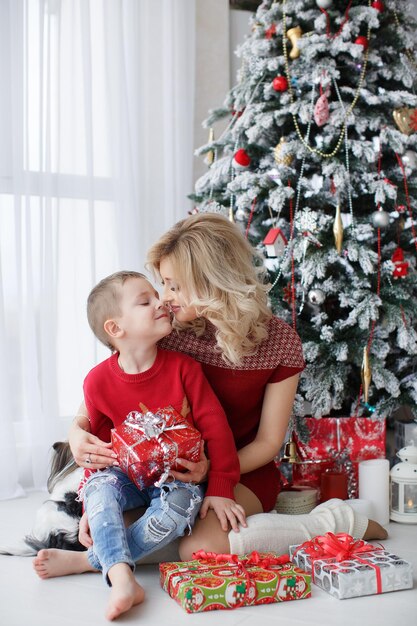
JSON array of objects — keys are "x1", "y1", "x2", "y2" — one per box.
[{"x1": 111, "y1": 406, "x2": 201, "y2": 490}]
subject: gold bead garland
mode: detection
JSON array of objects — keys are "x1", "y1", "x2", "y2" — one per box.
[
  {"x1": 392, "y1": 7, "x2": 417, "y2": 71},
  {"x1": 282, "y1": 0, "x2": 371, "y2": 159}
]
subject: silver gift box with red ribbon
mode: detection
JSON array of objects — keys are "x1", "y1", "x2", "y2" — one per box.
[{"x1": 289, "y1": 532, "x2": 413, "y2": 599}]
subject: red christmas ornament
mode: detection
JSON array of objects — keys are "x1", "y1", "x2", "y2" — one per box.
[
  {"x1": 265, "y1": 24, "x2": 276, "y2": 39},
  {"x1": 355, "y1": 36, "x2": 369, "y2": 49},
  {"x1": 272, "y1": 76, "x2": 289, "y2": 92},
  {"x1": 371, "y1": 0, "x2": 384, "y2": 11},
  {"x1": 233, "y1": 148, "x2": 251, "y2": 169},
  {"x1": 392, "y1": 247, "x2": 409, "y2": 278}
]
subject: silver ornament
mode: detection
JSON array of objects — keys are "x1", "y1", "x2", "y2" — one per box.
[
  {"x1": 308, "y1": 288, "x2": 326, "y2": 305},
  {"x1": 371, "y1": 209, "x2": 390, "y2": 228},
  {"x1": 402, "y1": 150, "x2": 417, "y2": 170},
  {"x1": 316, "y1": 0, "x2": 333, "y2": 8}
]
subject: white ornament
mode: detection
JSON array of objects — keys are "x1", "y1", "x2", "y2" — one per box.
[
  {"x1": 308, "y1": 289, "x2": 326, "y2": 305},
  {"x1": 316, "y1": 0, "x2": 333, "y2": 8},
  {"x1": 402, "y1": 150, "x2": 417, "y2": 170},
  {"x1": 295, "y1": 208, "x2": 319, "y2": 233},
  {"x1": 371, "y1": 209, "x2": 390, "y2": 228}
]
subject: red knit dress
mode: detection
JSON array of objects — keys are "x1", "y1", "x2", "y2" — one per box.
[{"x1": 160, "y1": 316, "x2": 305, "y2": 511}]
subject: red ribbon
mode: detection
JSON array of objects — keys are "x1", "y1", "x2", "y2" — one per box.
[
  {"x1": 192, "y1": 550, "x2": 290, "y2": 569},
  {"x1": 191, "y1": 550, "x2": 290, "y2": 609},
  {"x1": 294, "y1": 532, "x2": 384, "y2": 594}
]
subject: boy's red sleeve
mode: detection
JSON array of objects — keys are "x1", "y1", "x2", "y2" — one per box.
[{"x1": 182, "y1": 359, "x2": 240, "y2": 500}]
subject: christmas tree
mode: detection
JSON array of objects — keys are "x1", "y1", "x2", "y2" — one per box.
[{"x1": 191, "y1": 0, "x2": 417, "y2": 431}]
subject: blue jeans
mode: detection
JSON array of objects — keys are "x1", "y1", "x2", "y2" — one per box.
[{"x1": 83, "y1": 467, "x2": 204, "y2": 585}]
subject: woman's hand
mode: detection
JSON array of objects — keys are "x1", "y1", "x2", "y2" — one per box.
[
  {"x1": 69, "y1": 422, "x2": 118, "y2": 469},
  {"x1": 170, "y1": 441, "x2": 209, "y2": 484},
  {"x1": 78, "y1": 511, "x2": 93, "y2": 548},
  {"x1": 69, "y1": 403, "x2": 118, "y2": 469},
  {"x1": 199, "y1": 496, "x2": 247, "y2": 532}
]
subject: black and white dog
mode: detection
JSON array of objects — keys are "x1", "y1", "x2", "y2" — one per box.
[{"x1": 0, "y1": 442, "x2": 84, "y2": 556}]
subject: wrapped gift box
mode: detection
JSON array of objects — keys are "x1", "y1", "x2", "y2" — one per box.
[
  {"x1": 160, "y1": 550, "x2": 311, "y2": 612},
  {"x1": 111, "y1": 406, "x2": 201, "y2": 490},
  {"x1": 292, "y1": 417, "x2": 386, "y2": 498},
  {"x1": 289, "y1": 532, "x2": 413, "y2": 600}
]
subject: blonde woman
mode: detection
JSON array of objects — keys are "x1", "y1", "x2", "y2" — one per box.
[{"x1": 35, "y1": 214, "x2": 386, "y2": 579}]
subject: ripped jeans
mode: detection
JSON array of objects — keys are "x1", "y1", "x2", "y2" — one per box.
[{"x1": 83, "y1": 467, "x2": 204, "y2": 585}]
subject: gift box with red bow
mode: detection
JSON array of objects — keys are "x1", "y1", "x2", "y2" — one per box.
[
  {"x1": 292, "y1": 417, "x2": 386, "y2": 498},
  {"x1": 160, "y1": 550, "x2": 311, "y2": 613},
  {"x1": 289, "y1": 533, "x2": 413, "y2": 599},
  {"x1": 111, "y1": 406, "x2": 201, "y2": 490}
]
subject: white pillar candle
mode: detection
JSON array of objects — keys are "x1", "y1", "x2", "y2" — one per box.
[
  {"x1": 345, "y1": 498, "x2": 374, "y2": 519},
  {"x1": 358, "y1": 459, "x2": 390, "y2": 525}
]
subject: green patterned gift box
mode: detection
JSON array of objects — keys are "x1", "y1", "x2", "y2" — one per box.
[{"x1": 159, "y1": 550, "x2": 311, "y2": 613}]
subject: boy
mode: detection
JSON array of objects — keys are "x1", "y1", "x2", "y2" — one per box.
[{"x1": 34, "y1": 271, "x2": 244, "y2": 621}]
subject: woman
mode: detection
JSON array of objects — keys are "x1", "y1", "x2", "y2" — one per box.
[{"x1": 34, "y1": 213, "x2": 386, "y2": 578}]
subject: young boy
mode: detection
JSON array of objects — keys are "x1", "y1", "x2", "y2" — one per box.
[{"x1": 34, "y1": 271, "x2": 244, "y2": 621}]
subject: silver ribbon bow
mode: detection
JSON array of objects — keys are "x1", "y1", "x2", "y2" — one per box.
[
  {"x1": 124, "y1": 410, "x2": 188, "y2": 487},
  {"x1": 125, "y1": 410, "x2": 187, "y2": 440}
]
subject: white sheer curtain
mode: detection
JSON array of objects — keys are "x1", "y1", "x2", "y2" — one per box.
[{"x1": 0, "y1": 0, "x2": 195, "y2": 499}]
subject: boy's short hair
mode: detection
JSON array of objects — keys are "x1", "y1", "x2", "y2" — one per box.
[{"x1": 87, "y1": 271, "x2": 146, "y2": 350}]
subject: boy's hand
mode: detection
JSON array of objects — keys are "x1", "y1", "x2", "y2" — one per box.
[
  {"x1": 199, "y1": 496, "x2": 247, "y2": 532},
  {"x1": 170, "y1": 441, "x2": 209, "y2": 484},
  {"x1": 78, "y1": 512, "x2": 93, "y2": 548}
]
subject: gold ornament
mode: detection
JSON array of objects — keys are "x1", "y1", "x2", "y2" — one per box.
[
  {"x1": 287, "y1": 26, "x2": 303, "y2": 59},
  {"x1": 274, "y1": 137, "x2": 293, "y2": 166},
  {"x1": 333, "y1": 204, "x2": 344, "y2": 254},
  {"x1": 280, "y1": 434, "x2": 299, "y2": 463},
  {"x1": 206, "y1": 128, "x2": 215, "y2": 166},
  {"x1": 361, "y1": 346, "x2": 372, "y2": 403},
  {"x1": 393, "y1": 107, "x2": 417, "y2": 135},
  {"x1": 229, "y1": 206, "x2": 234, "y2": 223}
]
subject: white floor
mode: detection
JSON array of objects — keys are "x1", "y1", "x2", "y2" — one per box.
[{"x1": 0, "y1": 491, "x2": 416, "y2": 626}]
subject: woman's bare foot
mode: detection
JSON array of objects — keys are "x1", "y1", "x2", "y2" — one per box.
[
  {"x1": 106, "y1": 563, "x2": 145, "y2": 621},
  {"x1": 33, "y1": 549, "x2": 97, "y2": 579},
  {"x1": 363, "y1": 519, "x2": 388, "y2": 541}
]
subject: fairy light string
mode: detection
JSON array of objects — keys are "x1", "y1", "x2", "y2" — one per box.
[{"x1": 288, "y1": 179, "x2": 297, "y2": 330}]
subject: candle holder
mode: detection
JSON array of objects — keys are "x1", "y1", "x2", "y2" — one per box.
[
  {"x1": 390, "y1": 445, "x2": 417, "y2": 524},
  {"x1": 320, "y1": 470, "x2": 348, "y2": 502}
]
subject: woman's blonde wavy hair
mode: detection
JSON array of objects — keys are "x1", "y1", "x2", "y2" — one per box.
[{"x1": 147, "y1": 213, "x2": 272, "y2": 365}]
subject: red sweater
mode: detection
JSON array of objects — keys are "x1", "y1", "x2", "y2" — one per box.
[
  {"x1": 159, "y1": 316, "x2": 305, "y2": 512},
  {"x1": 83, "y1": 349, "x2": 240, "y2": 499}
]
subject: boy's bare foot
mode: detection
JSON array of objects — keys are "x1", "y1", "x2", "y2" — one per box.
[
  {"x1": 106, "y1": 563, "x2": 145, "y2": 621},
  {"x1": 33, "y1": 549, "x2": 96, "y2": 579},
  {"x1": 363, "y1": 519, "x2": 388, "y2": 541}
]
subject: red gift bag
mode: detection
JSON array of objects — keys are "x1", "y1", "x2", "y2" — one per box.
[{"x1": 292, "y1": 417, "x2": 386, "y2": 498}]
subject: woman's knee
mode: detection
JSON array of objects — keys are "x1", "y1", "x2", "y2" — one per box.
[{"x1": 178, "y1": 513, "x2": 230, "y2": 560}]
